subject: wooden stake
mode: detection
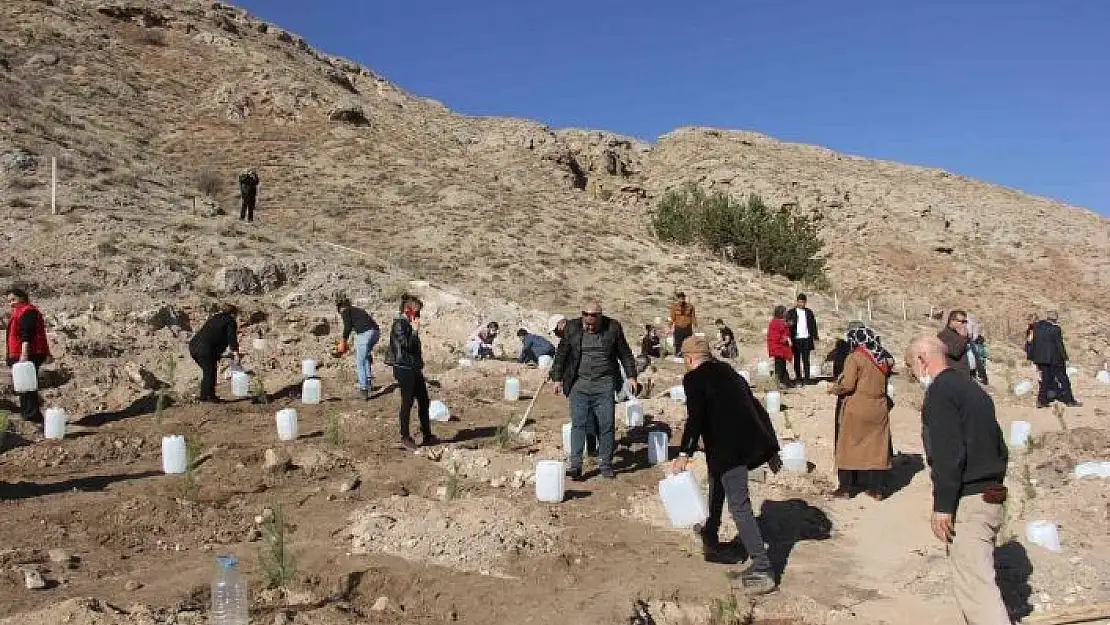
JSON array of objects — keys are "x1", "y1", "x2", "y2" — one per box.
[
  {"x1": 901, "y1": 298, "x2": 907, "y2": 321},
  {"x1": 867, "y1": 298, "x2": 873, "y2": 321},
  {"x1": 834, "y1": 293, "x2": 839, "y2": 312},
  {"x1": 1020, "y1": 602, "x2": 1110, "y2": 625},
  {"x1": 512, "y1": 377, "x2": 548, "y2": 434},
  {"x1": 50, "y1": 156, "x2": 57, "y2": 215}
]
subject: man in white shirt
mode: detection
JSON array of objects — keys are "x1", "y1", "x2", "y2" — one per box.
[{"x1": 785, "y1": 294, "x2": 819, "y2": 384}]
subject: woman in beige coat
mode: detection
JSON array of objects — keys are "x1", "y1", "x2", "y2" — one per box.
[{"x1": 828, "y1": 326, "x2": 892, "y2": 500}]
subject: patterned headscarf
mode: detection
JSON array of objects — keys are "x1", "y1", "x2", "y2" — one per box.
[{"x1": 846, "y1": 326, "x2": 889, "y2": 372}]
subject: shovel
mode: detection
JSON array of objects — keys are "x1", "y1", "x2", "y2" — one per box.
[{"x1": 511, "y1": 377, "x2": 547, "y2": 435}]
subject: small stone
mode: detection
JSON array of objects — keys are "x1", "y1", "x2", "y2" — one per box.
[
  {"x1": 125, "y1": 580, "x2": 143, "y2": 591},
  {"x1": 338, "y1": 477, "x2": 360, "y2": 493},
  {"x1": 490, "y1": 477, "x2": 507, "y2": 488},
  {"x1": 23, "y1": 569, "x2": 46, "y2": 590},
  {"x1": 263, "y1": 448, "x2": 292, "y2": 474},
  {"x1": 273, "y1": 612, "x2": 291, "y2": 625},
  {"x1": 371, "y1": 596, "x2": 392, "y2": 612},
  {"x1": 435, "y1": 486, "x2": 448, "y2": 501},
  {"x1": 47, "y1": 549, "x2": 73, "y2": 565}
]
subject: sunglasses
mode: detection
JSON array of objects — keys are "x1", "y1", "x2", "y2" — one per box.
[
  {"x1": 955, "y1": 318, "x2": 968, "y2": 324},
  {"x1": 581, "y1": 311, "x2": 600, "y2": 317}
]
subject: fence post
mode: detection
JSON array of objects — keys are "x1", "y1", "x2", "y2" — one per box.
[
  {"x1": 51, "y1": 156, "x2": 57, "y2": 215},
  {"x1": 901, "y1": 298, "x2": 907, "y2": 321},
  {"x1": 867, "y1": 298, "x2": 873, "y2": 321},
  {"x1": 834, "y1": 293, "x2": 839, "y2": 313}
]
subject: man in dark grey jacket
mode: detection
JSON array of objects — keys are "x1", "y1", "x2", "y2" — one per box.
[
  {"x1": 1030, "y1": 311, "x2": 1080, "y2": 408},
  {"x1": 937, "y1": 310, "x2": 972, "y2": 376},
  {"x1": 550, "y1": 301, "x2": 639, "y2": 481}
]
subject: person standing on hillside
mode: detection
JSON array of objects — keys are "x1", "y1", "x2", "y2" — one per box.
[
  {"x1": 516, "y1": 328, "x2": 555, "y2": 365},
  {"x1": 1024, "y1": 313, "x2": 1039, "y2": 362},
  {"x1": 766, "y1": 306, "x2": 793, "y2": 388},
  {"x1": 937, "y1": 310, "x2": 972, "y2": 376},
  {"x1": 550, "y1": 302, "x2": 639, "y2": 481},
  {"x1": 334, "y1": 296, "x2": 380, "y2": 399},
  {"x1": 188, "y1": 303, "x2": 241, "y2": 403},
  {"x1": 238, "y1": 168, "x2": 260, "y2": 222},
  {"x1": 828, "y1": 326, "x2": 893, "y2": 500},
  {"x1": 5, "y1": 287, "x2": 52, "y2": 424},
  {"x1": 387, "y1": 294, "x2": 439, "y2": 451},
  {"x1": 904, "y1": 335, "x2": 1010, "y2": 625},
  {"x1": 967, "y1": 317, "x2": 990, "y2": 386},
  {"x1": 785, "y1": 293, "x2": 819, "y2": 384},
  {"x1": 1030, "y1": 311, "x2": 1081, "y2": 409},
  {"x1": 668, "y1": 291, "x2": 697, "y2": 356},
  {"x1": 673, "y1": 336, "x2": 780, "y2": 595}
]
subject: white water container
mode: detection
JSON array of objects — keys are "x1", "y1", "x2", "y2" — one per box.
[
  {"x1": 162, "y1": 435, "x2": 188, "y2": 474},
  {"x1": 625, "y1": 399, "x2": 645, "y2": 428},
  {"x1": 302, "y1": 359, "x2": 317, "y2": 377},
  {"x1": 1066, "y1": 365, "x2": 1079, "y2": 377},
  {"x1": 669, "y1": 385, "x2": 686, "y2": 403},
  {"x1": 429, "y1": 400, "x2": 450, "y2": 422},
  {"x1": 1025, "y1": 520, "x2": 1061, "y2": 552},
  {"x1": 275, "y1": 408, "x2": 299, "y2": 441},
  {"x1": 766, "y1": 391, "x2": 782, "y2": 414},
  {"x1": 1013, "y1": 380, "x2": 1034, "y2": 396},
  {"x1": 647, "y1": 431, "x2": 669, "y2": 465},
  {"x1": 756, "y1": 360, "x2": 772, "y2": 378},
  {"x1": 887, "y1": 382, "x2": 895, "y2": 398},
  {"x1": 11, "y1": 361, "x2": 37, "y2": 393},
  {"x1": 301, "y1": 378, "x2": 322, "y2": 405},
  {"x1": 694, "y1": 332, "x2": 706, "y2": 338},
  {"x1": 780, "y1": 441, "x2": 806, "y2": 472},
  {"x1": 1097, "y1": 370, "x2": 1110, "y2": 385},
  {"x1": 561, "y1": 422, "x2": 573, "y2": 455},
  {"x1": 504, "y1": 377, "x2": 521, "y2": 402},
  {"x1": 231, "y1": 371, "x2": 251, "y2": 398},
  {"x1": 535, "y1": 460, "x2": 565, "y2": 503},
  {"x1": 458, "y1": 358, "x2": 473, "y2": 368},
  {"x1": 1074, "y1": 461, "x2": 1110, "y2": 479},
  {"x1": 537, "y1": 355, "x2": 554, "y2": 371},
  {"x1": 43, "y1": 407, "x2": 66, "y2": 440},
  {"x1": 1009, "y1": 421, "x2": 1032, "y2": 448},
  {"x1": 738, "y1": 370, "x2": 751, "y2": 383},
  {"x1": 252, "y1": 338, "x2": 267, "y2": 352},
  {"x1": 809, "y1": 363, "x2": 823, "y2": 379},
  {"x1": 658, "y1": 471, "x2": 709, "y2": 528}
]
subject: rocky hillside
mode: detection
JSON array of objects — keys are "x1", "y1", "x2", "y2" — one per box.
[{"x1": 2, "y1": 0, "x2": 1109, "y2": 408}]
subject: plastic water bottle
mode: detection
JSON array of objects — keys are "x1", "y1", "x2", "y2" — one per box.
[{"x1": 210, "y1": 555, "x2": 249, "y2": 625}]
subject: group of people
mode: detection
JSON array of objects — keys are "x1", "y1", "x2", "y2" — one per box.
[{"x1": 764, "y1": 294, "x2": 823, "y2": 388}]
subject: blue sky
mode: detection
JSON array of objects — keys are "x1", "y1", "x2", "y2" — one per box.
[{"x1": 236, "y1": 0, "x2": 1109, "y2": 214}]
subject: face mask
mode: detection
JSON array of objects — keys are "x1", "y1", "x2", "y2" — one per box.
[{"x1": 404, "y1": 309, "x2": 419, "y2": 322}]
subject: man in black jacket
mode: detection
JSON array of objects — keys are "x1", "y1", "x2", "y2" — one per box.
[
  {"x1": 188, "y1": 304, "x2": 241, "y2": 402},
  {"x1": 1029, "y1": 311, "x2": 1080, "y2": 408},
  {"x1": 785, "y1": 293, "x2": 819, "y2": 384},
  {"x1": 387, "y1": 294, "x2": 438, "y2": 451},
  {"x1": 238, "y1": 168, "x2": 260, "y2": 222},
  {"x1": 550, "y1": 302, "x2": 639, "y2": 481},
  {"x1": 672, "y1": 336, "x2": 780, "y2": 595},
  {"x1": 937, "y1": 310, "x2": 972, "y2": 375},
  {"x1": 905, "y1": 335, "x2": 1010, "y2": 625}
]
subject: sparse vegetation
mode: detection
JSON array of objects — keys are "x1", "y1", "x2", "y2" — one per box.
[
  {"x1": 652, "y1": 184, "x2": 827, "y2": 286},
  {"x1": 445, "y1": 461, "x2": 460, "y2": 501},
  {"x1": 252, "y1": 373, "x2": 270, "y2": 407},
  {"x1": 196, "y1": 169, "x2": 223, "y2": 198},
  {"x1": 139, "y1": 28, "x2": 166, "y2": 46},
  {"x1": 325, "y1": 409, "x2": 343, "y2": 446},
  {"x1": 259, "y1": 502, "x2": 297, "y2": 589},
  {"x1": 1021, "y1": 462, "x2": 1036, "y2": 500},
  {"x1": 708, "y1": 592, "x2": 745, "y2": 625},
  {"x1": 1052, "y1": 402, "x2": 1067, "y2": 431},
  {"x1": 495, "y1": 417, "x2": 513, "y2": 449},
  {"x1": 181, "y1": 436, "x2": 203, "y2": 499},
  {"x1": 0, "y1": 410, "x2": 10, "y2": 446}
]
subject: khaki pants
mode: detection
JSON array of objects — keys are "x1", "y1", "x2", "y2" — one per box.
[{"x1": 947, "y1": 494, "x2": 1011, "y2": 625}]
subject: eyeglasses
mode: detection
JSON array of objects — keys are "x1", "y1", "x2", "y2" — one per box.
[
  {"x1": 955, "y1": 318, "x2": 968, "y2": 324},
  {"x1": 581, "y1": 311, "x2": 600, "y2": 318}
]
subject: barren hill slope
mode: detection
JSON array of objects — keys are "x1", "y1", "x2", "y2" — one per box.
[{"x1": 2, "y1": 0, "x2": 1109, "y2": 360}]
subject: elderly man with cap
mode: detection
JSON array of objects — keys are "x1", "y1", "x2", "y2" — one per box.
[
  {"x1": 550, "y1": 302, "x2": 639, "y2": 481},
  {"x1": 673, "y1": 335, "x2": 780, "y2": 594}
]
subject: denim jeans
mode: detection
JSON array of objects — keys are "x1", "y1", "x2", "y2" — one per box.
[
  {"x1": 353, "y1": 328, "x2": 380, "y2": 390},
  {"x1": 568, "y1": 386, "x2": 615, "y2": 471}
]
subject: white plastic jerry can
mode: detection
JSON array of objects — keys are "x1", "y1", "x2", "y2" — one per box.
[
  {"x1": 535, "y1": 460, "x2": 565, "y2": 503},
  {"x1": 658, "y1": 471, "x2": 709, "y2": 528}
]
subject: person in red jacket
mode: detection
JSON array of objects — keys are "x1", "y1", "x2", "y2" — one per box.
[
  {"x1": 5, "y1": 287, "x2": 51, "y2": 423},
  {"x1": 766, "y1": 305, "x2": 793, "y2": 388}
]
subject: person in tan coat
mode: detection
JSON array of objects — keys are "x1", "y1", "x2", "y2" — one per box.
[{"x1": 828, "y1": 326, "x2": 892, "y2": 500}]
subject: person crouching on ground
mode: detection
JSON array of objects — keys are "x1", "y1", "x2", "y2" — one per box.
[
  {"x1": 550, "y1": 301, "x2": 639, "y2": 481},
  {"x1": 387, "y1": 294, "x2": 439, "y2": 451},
  {"x1": 5, "y1": 287, "x2": 52, "y2": 423},
  {"x1": 713, "y1": 318, "x2": 738, "y2": 360},
  {"x1": 335, "y1": 296, "x2": 381, "y2": 399},
  {"x1": 673, "y1": 335, "x2": 780, "y2": 596},
  {"x1": 188, "y1": 303, "x2": 241, "y2": 403},
  {"x1": 517, "y1": 328, "x2": 555, "y2": 365},
  {"x1": 905, "y1": 336, "x2": 1010, "y2": 625},
  {"x1": 766, "y1": 305, "x2": 793, "y2": 388},
  {"x1": 467, "y1": 321, "x2": 499, "y2": 360},
  {"x1": 828, "y1": 325, "x2": 893, "y2": 500}
]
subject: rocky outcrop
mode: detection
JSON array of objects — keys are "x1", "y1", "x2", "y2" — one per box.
[{"x1": 328, "y1": 102, "x2": 370, "y2": 126}]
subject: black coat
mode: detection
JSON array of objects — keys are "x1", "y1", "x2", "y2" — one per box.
[
  {"x1": 785, "y1": 307, "x2": 819, "y2": 341},
  {"x1": 387, "y1": 315, "x2": 423, "y2": 371},
  {"x1": 937, "y1": 327, "x2": 971, "y2": 372},
  {"x1": 1029, "y1": 320, "x2": 1068, "y2": 366},
  {"x1": 189, "y1": 312, "x2": 239, "y2": 357},
  {"x1": 679, "y1": 360, "x2": 780, "y2": 473},
  {"x1": 549, "y1": 316, "x2": 636, "y2": 395}
]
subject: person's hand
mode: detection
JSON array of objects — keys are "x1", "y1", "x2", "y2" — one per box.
[
  {"x1": 930, "y1": 512, "x2": 955, "y2": 543},
  {"x1": 19, "y1": 352, "x2": 28, "y2": 363},
  {"x1": 628, "y1": 378, "x2": 642, "y2": 396},
  {"x1": 671, "y1": 455, "x2": 689, "y2": 474},
  {"x1": 767, "y1": 454, "x2": 783, "y2": 474},
  {"x1": 552, "y1": 382, "x2": 563, "y2": 396}
]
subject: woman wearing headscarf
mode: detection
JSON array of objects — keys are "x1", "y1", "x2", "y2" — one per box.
[
  {"x1": 766, "y1": 305, "x2": 793, "y2": 388},
  {"x1": 828, "y1": 326, "x2": 892, "y2": 500}
]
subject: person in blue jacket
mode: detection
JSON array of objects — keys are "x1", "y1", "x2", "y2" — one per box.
[{"x1": 517, "y1": 328, "x2": 555, "y2": 365}]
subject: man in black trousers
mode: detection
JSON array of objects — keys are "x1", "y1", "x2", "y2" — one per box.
[
  {"x1": 188, "y1": 303, "x2": 241, "y2": 402},
  {"x1": 785, "y1": 293, "x2": 819, "y2": 384},
  {"x1": 1029, "y1": 310, "x2": 1081, "y2": 409},
  {"x1": 673, "y1": 335, "x2": 781, "y2": 595}
]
